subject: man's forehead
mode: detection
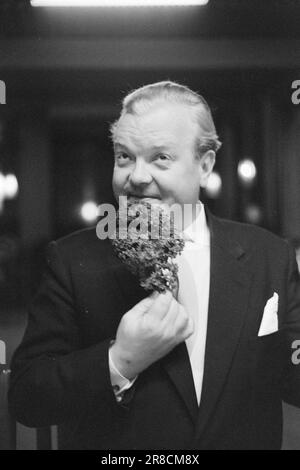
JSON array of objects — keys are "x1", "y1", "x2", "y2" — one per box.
[
  {"x1": 114, "y1": 103, "x2": 196, "y2": 148},
  {"x1": 114, "y1": 134, "x2": 177, "y2": 151}
]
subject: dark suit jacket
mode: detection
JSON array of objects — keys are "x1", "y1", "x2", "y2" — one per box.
[{"x1": 8, "y1": 208, "x2": 300, "y2": 449}]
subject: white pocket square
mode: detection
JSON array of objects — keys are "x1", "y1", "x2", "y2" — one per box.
[{"x1": 258, "y1": 292, "x2": 279, "y2": 337}]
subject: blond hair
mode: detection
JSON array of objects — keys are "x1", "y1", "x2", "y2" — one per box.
[{"x1": 110, "y1": 80, "x2": 222, "y2": 157}]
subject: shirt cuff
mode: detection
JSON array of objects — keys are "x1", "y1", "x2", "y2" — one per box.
[{"x1": 108, "y1": 346, "x2": 138, "y2": 402}]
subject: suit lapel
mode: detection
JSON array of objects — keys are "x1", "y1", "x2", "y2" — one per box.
[
  {"x1": 161, "y1": 341, "x2": 199, "y2": 424},
  {"x1": 195, "y1": 209, "x2": 253, "y2": 438}
]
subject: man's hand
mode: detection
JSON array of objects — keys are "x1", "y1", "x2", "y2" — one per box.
[{"x1": 109, "y1": 291, "x2": 194, "y2": 380}]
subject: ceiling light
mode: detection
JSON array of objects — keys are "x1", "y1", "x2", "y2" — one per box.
[{"x1": 31, "y1": 0, "x2": 209, "y2": 8}]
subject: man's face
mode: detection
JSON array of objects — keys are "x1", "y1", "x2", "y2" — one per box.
[{"x1": 112, "y1": 102, "x2": 214, "y2": 208}]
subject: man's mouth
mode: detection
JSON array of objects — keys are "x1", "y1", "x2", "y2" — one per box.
[{"x1": 127, "y1": 194, "x2": 161, "y2": 201}]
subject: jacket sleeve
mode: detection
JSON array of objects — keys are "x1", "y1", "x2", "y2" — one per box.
[
  {"x1": 281, "y1": 241, "x2": 300, "y2": 408},
  {"x1": 8, "y1": 241, "x2": 120, "y2": 428}
]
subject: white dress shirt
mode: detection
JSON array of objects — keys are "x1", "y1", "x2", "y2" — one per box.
[
  {"x1": 177, "y1": 202, "x2": 210, "y2": 404},
  {"x1": 109, "y1": 202, "x2": 211, "y2": 405}
]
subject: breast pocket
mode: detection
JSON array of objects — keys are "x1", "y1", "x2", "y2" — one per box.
[
  {"x1": 249, "y1": 329, "x2": 285, "y2": 349},
  {"x1": 249, "y1": 329, "x2": 286, "y2": 385}
]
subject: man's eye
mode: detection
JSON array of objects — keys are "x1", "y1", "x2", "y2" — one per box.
[
  {"x1": 116, "y1": 153, "x2": 130, "y2": 163},
  {"x1": 117, "y1": 153, "x2": 129, "y2": 159},
  {"x1": 155, "y1": 154, "x2": 170, "y2": 162}
]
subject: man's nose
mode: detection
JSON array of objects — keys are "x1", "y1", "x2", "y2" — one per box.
[{"x1": 128, "y1": 160, "x2": 152, "y2": 186}]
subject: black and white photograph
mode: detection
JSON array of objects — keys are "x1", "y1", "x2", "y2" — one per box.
[{"x1": 1, "y1": 0, "x2": 300, "y2": 452}]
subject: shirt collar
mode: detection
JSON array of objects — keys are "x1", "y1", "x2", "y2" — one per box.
[{"x1": 183, "y1": 201, "x2": 210, "y2": 246}]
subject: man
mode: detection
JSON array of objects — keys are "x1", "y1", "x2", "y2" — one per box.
[{"x1": 9, "y1": 81, "x2": 300, "y2": 449}]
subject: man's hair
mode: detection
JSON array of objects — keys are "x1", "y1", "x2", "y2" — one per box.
[{"x1": 110, "y1": 80, "x2": 222, "y2": 158}]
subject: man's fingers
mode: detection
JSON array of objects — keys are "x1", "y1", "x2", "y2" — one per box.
[
  {"x1": 163, "y1": 303, "x2": 194, "y2": 341},
  {"x1": 183, "y1": 315, "x2": 194, "y2": 340},
  {"x1": 160, "y1": 296, "x2": 179, "y2": 328},
  {"x1": 134, "y1": 295, "x2": 156, "y2": 315},
  {"x1": 146, "y1": 290, "x2": 173, "y2": 320},
  {"x1": 166, "y1": 302, "x2": 186, "y2": 333},
  {"x1": 132, "y1": 290, "x2": 170, "y2": 317}
]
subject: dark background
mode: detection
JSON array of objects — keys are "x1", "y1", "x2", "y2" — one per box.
[{"x1": 0, "y1": 0, "x2": 300, "y2": 449}]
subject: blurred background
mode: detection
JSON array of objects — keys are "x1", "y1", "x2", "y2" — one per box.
[{"x1": 0, "y1": 0, "x2": 300, "y2": 449}]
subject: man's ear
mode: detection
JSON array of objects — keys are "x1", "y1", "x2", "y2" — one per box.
[{"x1": 199, "y1": 150, "x2": 216, "y2": 188}]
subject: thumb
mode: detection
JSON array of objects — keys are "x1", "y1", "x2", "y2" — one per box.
[{"x1": 135, "y1": 294, "x2": 156, "y2": 315}]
